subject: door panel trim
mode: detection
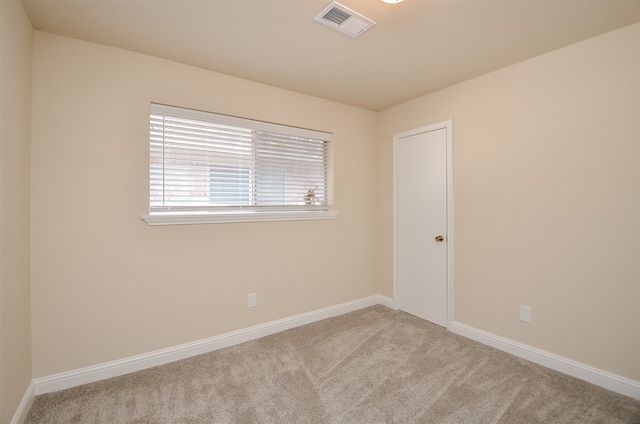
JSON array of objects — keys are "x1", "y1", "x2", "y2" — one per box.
[{"x1": 393, "y1": 119, "x2": 454, "y2": 327}]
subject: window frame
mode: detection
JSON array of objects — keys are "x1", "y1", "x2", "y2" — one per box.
[{"x1": 142, "y1": 103, "x2": 337, "y2": 225}]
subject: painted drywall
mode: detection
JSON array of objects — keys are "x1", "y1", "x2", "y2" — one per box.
[
  {"x1": 30, "y1": 31, "x2": 379, "y2": 378},
  {"x1": 378, "y1": 23, "x2": 640, "y2": 381},
  {"x1": 0, "y1": 0, "x2": 33, "y2": 421}
]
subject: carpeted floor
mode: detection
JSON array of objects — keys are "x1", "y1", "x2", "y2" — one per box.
[{"x1": 26, "y1": 306, "x2": 640, "y2": 423}]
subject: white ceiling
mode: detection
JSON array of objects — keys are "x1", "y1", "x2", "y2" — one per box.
[{"x1": 21, "y1": 0, "x2": 640, "y2": 111}]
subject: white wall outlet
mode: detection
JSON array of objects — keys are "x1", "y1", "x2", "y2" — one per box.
[
  {"x1": 248, "y1": 293, "x2": 257, "y2": 308},
  {"x1": 519, "y1": 305, "x2": 532, "y2": 323}
]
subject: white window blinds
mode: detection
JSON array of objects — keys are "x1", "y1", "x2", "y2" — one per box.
[{"x1": 149, "y1": 103, "x2": 333, "y2": 215}]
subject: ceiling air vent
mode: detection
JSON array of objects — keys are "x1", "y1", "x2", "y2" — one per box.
[{"x1": 314, "y1": 1, "x2": 376, "y2": 38}]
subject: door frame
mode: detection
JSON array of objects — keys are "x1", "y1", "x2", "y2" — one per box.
[{"x1": 393, "y1": 119, "x2": 454, "y2": 327}]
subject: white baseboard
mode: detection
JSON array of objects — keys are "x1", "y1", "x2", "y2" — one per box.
[
  {"x1": 449, "y1": 321, "x2": 640, "y2": 401},
  {"x1": 377, "y1": 294, "x2": 394, "y2": 309},
  {"x1": 11, "y1": 381, "x2": 34, "y2": 424},
  {"x1": 34, "y1": 295, "x2": 392, "y2": 395}
]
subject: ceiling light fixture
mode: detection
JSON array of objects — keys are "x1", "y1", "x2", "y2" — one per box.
[{"x1": 381, "y1": 0, "x2": 404, "y2": 3}]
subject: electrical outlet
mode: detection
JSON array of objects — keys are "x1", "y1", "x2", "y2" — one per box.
[
  {"x1": 519, "y1": 305, "x2": 532, "y2": 323},
  {"x1": 248, "y1": 293, "x2": 257, "y2": 308}
]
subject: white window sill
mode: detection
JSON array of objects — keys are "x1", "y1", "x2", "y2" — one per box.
[{"x1": 142, "y1": 210, "x2": 339, "y2": 226}]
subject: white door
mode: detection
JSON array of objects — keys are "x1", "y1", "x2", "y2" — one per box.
[{"x1": 394, "y1": 122, "x2": 451, "y2": 327}]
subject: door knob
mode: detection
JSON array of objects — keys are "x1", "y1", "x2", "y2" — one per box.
[{"x1": 435, "y1": 235, "x2": 445, "y2": 242}]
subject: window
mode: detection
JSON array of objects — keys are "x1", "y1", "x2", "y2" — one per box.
[{"x1": 142, "y1": 103, "x2": 336, "y2": 225}]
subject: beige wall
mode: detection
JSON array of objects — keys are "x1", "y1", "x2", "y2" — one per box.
[
  {"x1": 378, "y1": 23, "x2": 640, "y2": 381},
  {"x1": 30, "y1": 32, "x2": 379, "y2": 378},
  {"x1": 0, "y1": 0, "x2": 33, "y2": 421}
]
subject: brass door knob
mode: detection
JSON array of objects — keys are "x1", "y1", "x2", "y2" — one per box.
[{"x1": 435, "y1": 235, "x2": 445, "y2": 242}]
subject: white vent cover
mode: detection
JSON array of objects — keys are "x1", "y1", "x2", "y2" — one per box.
[{"x1": 314, "y1": 1, "x2": 376, "y2": 38}]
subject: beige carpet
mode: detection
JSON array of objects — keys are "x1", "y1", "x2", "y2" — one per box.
[{"x1": 26, "y1": 306, "x2": 640, "y2": 423}]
